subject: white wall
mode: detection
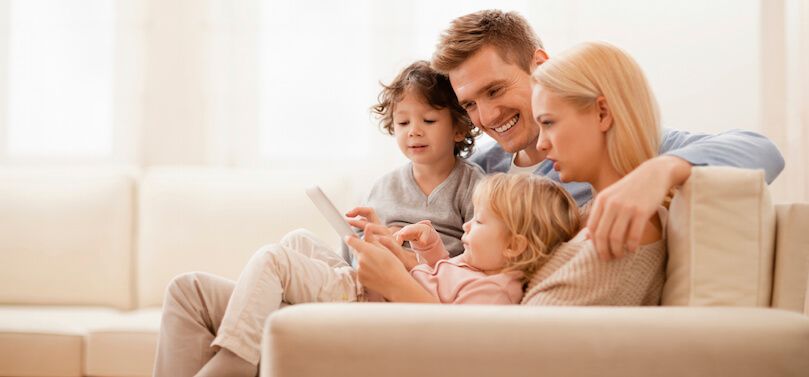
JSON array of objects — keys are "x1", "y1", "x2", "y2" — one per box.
[{"x1": 0, "y1": 0, "x2": 806, "y2": 201}]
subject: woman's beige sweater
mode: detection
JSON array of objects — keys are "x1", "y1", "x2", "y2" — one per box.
[{"x1": 522, "y1": 208, "x2": 667, "y2": 306}]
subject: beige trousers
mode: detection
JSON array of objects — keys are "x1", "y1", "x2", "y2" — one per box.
[{"x1": 153, "y1": 229, "x2": 357, "y2": 377}]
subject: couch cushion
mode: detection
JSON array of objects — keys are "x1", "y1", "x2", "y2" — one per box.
[
  {"x1": 0, "y1": 307, "x2": 121, "y2": 377},
  {"x1": 0, "y1": 169, "x2": 136, "y2": 309},
  {"x1": 137, "y1": 168, "x2": 353, "y2": 308},
  {"x1": 662, "y1": 166, "x2": 775, "y2": 306},
  {"x1": 771, "y1": 203, "x2": 809, "y2": 312},
  {"x1": 85, "y1": 309, "x2": 161, "y2": 377}
]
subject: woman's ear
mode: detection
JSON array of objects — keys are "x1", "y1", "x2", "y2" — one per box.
[
  {"x1": 504, "y1": 234, "x2": 529, "y2": 258},
  {"x1": 595, "y1": 96, "x2": 613, "y2": 132}
]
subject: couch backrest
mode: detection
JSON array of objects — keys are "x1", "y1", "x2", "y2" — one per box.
[
  {"x1": 136, "y1": 168, "x2": 354, "y2": 308},
  {"x1": 0, "y1": 168, "x2": 136, "y2": 309},
  {"x1": 771, "y1": 203, "x2": 809, "y2": 312},
  {"x1": 662, "y1": 166, "x2": 776, "y2": 307}
]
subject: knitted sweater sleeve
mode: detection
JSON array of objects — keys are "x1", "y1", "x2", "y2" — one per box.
[{"x1": 521, "y1": 237, "x2": 666, "y2": 306}]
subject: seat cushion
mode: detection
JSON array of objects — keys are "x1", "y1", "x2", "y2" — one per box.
[
  {"x1": 85, "y1": 309, "x2": 161, "y2": 377},
  {"x1": 0, "y1": 169, "x2": 136, "y2": 309},
  {"x1": 0, "y1": 307, "x2": 121, "y2": 377},
  {"x1": 662, "y1": 166, "x2": 776, "y2": 306}
]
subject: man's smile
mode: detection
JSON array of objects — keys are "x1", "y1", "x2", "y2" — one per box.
[{"x1": 493, "y1": 114, "x2": 519, "y2": 133}]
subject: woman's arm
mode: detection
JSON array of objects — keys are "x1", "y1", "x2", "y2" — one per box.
[{"x1": 345, "y1": 235, "x2": 439, "y2": 304}]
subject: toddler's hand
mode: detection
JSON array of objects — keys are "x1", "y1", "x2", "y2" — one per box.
[{"x1": 394, "y1": 220, "x2": 439, "y2": 250}]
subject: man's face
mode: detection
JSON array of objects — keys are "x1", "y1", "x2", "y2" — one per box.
[{"x1": 448, "y1": 46, "x2": 539, "y2": 155}]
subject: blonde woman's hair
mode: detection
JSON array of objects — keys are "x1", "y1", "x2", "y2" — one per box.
[
  {"x1": 532, "y1": 41, "x2": 661, "y2": 176},
  {"x1": 473, "y1": 174, "x2": 581, "y2": 282},
  {"x1": 432, "y1": 9, "x2": 543, "y2": 74}
]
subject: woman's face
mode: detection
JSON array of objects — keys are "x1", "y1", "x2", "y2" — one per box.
[{"x1": 531, "y1": 84, "x2": 609, "y2": 185}]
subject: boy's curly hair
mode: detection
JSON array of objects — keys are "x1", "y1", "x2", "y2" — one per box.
[{"x1": 371, "y1": 60, "x2": 478, "y2": 158}]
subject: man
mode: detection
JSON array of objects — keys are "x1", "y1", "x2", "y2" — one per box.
[{"x1": 430, "y1": 10, "x2": 784, "y2": 260}]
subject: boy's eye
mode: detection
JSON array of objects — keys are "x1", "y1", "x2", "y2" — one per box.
[
  {"x1": 462, "y1": 102, "x2": 476, "y2": 111},
  {"x1": 423, "y1": 119, "x2": 436, "y2": 124},
  {"x1": 396, "y1": 121, "x2": 409, "y2": 126},
  {"x1": 541, "y1": 120, "x2": 554, "y2": 127},
  {"x1": 488, "y1": 87, "x2": 501, "y2": 97}
]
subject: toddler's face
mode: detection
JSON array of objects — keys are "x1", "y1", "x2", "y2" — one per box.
[
  {"x1": 461, "y1": 198, "x2": 511, "y2": 274},
  {"x1": 392, "y1": 90, "x2": 463, "y2": 165}
]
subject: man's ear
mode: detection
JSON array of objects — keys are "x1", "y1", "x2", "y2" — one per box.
[
  {"x1": 504, "y1": 235, "x2": 529, "y2": 258},
  {"x1": 531, "y1": 49, "x2": 549, "y2": 71},
  {"x1": 596, "y1": 96, "x2": 613, "y2": 132}
]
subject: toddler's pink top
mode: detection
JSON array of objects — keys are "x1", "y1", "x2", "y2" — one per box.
[{"x1": 409, "y1": 254, "x2": 524, "y2": 305}]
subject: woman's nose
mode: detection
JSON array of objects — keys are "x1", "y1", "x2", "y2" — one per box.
[{"x1": 536, "y1": 130, "x2": 550, "y2": 151}]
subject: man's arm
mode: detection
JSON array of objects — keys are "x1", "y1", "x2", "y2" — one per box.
[
  {"x1": 659, "y1": 128, "x2": 784, "y2": 184},
  {"x1": 589, "y1": 128, "x2": 784, "y2": 260}
]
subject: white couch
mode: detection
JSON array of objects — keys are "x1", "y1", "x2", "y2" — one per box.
[{"x1": 0, "y1": 166, "x2": 807, "y2": 377}]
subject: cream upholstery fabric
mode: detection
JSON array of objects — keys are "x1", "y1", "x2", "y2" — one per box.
[
  {"x1": 85, "y1": 309, "x2": 161, "y2": 377},
  {"x1": 771, "y1": 203, "x2": 809, "y2": 312},
  {"x1": 0, "y1": 169, "x2": 135, "y2": 309},
  {"x1": 0, "y1": 307, "x2": 122, "y2": 377},
  {"x1": 262, "y1": 303, "x2": 809, "y2": 377},
  {"x1": 137, "y1": 168, "x2": 353, "y2": 308},
  {"x1": 662, "y1": 166, "x2": 775, "y2": 306}
]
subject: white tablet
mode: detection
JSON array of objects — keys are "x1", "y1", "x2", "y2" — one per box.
[{"x1": 305, "y1": 186, "x2": 357, "y2": 261}]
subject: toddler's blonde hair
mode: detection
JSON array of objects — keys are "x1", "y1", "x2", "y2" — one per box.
[{"x1": 473, "y1": 173, "x2": 581, "y2": 282}]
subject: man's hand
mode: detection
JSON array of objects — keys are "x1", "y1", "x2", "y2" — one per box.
[{"x1": 587, "y1": 155, "x2": 691, "y2": 260}]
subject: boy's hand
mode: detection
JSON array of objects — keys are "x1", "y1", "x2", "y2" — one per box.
[
  {"x1": 345, "y1": 206, "x2": 382, "y2": 230},
  {"x1": 361, "y1": 224, "x2": 419, "y2": 270},
  {"x1": 361, "y1": 223, "x2": 395, "y2": 243}
]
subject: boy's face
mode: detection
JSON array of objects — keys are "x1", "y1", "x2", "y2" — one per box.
[
  {"x1": 392, "y1": 90, "x2": 464, "y2": 166},
  {"x1": 448, "y1": 45, "x2": 541, "y2": 155},
  {"x1": 461, "y1": 198, "x2": 511, "y2": 273}
]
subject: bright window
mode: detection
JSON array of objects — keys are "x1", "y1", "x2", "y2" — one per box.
[{"x1": 7, "y1": 0, "x2": 115, "y2": 157}]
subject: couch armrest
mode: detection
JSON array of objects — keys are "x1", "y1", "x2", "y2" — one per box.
[{"x1": 261, "y1": 303, "x2": 809, "y2": 377}]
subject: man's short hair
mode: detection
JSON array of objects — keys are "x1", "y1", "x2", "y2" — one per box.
[{"x1": 432, "y1": 9, "x2": 543, "y2": 74}]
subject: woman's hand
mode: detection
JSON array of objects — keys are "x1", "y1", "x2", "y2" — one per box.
[{"x1": 345, "y1": 234, "x2": 438, "y2": 303}]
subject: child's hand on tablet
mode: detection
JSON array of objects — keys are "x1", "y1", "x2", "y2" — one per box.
[{"x1": 345, "y1": 206, "x2": 382, "y2": 230}]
